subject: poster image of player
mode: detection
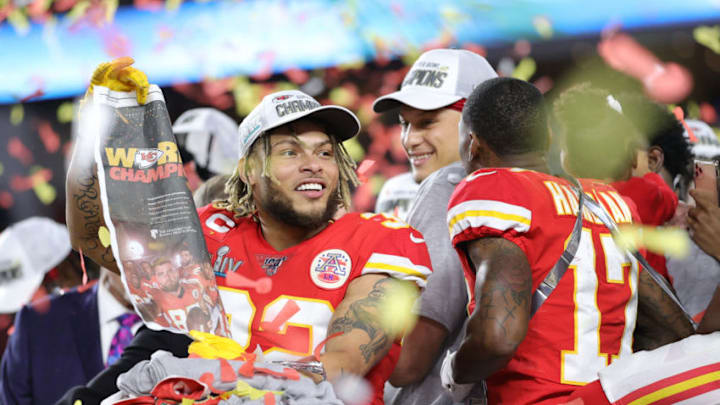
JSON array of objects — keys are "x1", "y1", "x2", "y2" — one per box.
[{"x1": 89, "y1": 86, "x2": 230, "y2": 337}]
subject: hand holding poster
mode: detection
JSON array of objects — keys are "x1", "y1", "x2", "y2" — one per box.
[{"x1": 86, "y1": 84, "x2": 230, "y2": 337}]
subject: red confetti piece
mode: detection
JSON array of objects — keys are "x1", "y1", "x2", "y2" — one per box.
[
  {"x1": 8, "y1": 137, "x2": 33, "y2": 166},
  {"x1": 264, "y1": 392, "x2": 276, "y2": 405},
  {"x1": 226, "y1": 272, "x2": 272, "y2": 294},
  {"x1": 53, "y1": 0, "x2": 79, "y2": 12},
  {"x1": 198, "y1": 372, "x2": 223, "y2": 394},
  {"x1": 356, "y1": 159, "x2": 376, "y2": 184},
  {"x1": 674, "y1": 107, "x2": 698, "y2": 143},
  {"x1": 0, "y1": 192, "x2": 13, "y2": 209},
  {"x1": 77, "y1": 279, "x2": 98, "y2": 293},
  {"x1": 462, "y1": 43, "x2": 487, "y2": 57},
  {"x1": 238, "y1": 359, "x2": 255, "y2": 378},
  {"x1": 313, "y1": 331, "x2": 343, "y2": 360},
  {"x1": 134, "y1": 0, "x2": 163, "y2": 11},
  {"x1": 37, "y1": 121, "x2": 60, "y2": 153},
  {"x1": 700, "y1": 102, "x2": 718, "y2": 124},
  {"x1": 218, "y1": 358, "x2": 236, "y2": 382},
  {"x1": 11, "y1": 169, "x2": 52, "y2": 192},
  {"x1": 285, "y1": 68, "x2": 310, "y2": 84},
  {"x1": 18, "y1": 88, "x2": 45, "y2": 103},
  {"x1": 259, "y1": 300, "x2": 300, "y2": 333},
  {"x1": 30, "y1": 286, "x2": 51, "y2": 314},
  {"x1": 7, "y1": 326, "x2": 15, "y2": 336},
  {"x1": 79, "y1": 247, "x2": 88, "y2": 286}
]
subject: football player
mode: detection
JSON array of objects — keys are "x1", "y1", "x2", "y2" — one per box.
[
  {"x1": 63, "y1": 59, "x2": 432, "y2": 404},
  {"x1": 441, "y1": 78, "x2": 694, "y2": 404}
]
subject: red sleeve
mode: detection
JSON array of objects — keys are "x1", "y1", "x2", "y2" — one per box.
[{"x1": 611, "y1": 173, "x2": 678, "y2": 226}]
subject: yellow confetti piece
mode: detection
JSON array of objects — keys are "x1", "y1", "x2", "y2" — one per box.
[
  {"x1": 67, "y1": 0, "x2": 91, "y2": 23},
  {"x1": 342, "y1": 137, "x2": 365, "y2": 162},
  {"x1": 616, "y1": 225, "x2": 690, "y2": 258},
  {"x1": 98, "y1": 226, "x2": 111, "y2": 247},
  {"x1": 369, "y1": 174, "x2": 385, "y2": 194},
  {"x1": 104, "y1": 0, "x2": 118, "y2": 23},
  {"x1": 7, "y1": 9, "x2": 30, "y2": 35},
  {"x1": 693, "y1": 25, "x2": 720, "y2": 54},
  {"x1": 181, "y1": 399, "x2": 195, "y2": 405},
  {"x1": 0, "y1": 162, "x2": 4, "y2": 177},
  {"x1": 234, "y1": 381, "x2": 283, "y2": 400},
  {"x1": 378, "y1": 280, "x2": 419, "y2": 338},
  {"x1": 57, "y1": 102, "x2": 75, "y2": 124},
  {"x1": 533, "y1": 15, "x2": 554, "y2": 39},
  {"x1": 188, "y1": 330, "x2": 248, "y2": 359},
  {"x1": 511, "y1": 57, "x2": 537, "y2": 81},
  {"x1": 33, "y1": 182, "x2": 56, "y2": 205},
  {"x1": 329, "y1": 87, "x2": 354, "y2": 107},
  {"x1": 165, "y1": 0, "x2": 182, "y2": 12},
  {"x1": 73, "y1": 400, "x2": 82, "y2": 405},
  {"x1": 10, "y1": 104, "x2": 24, "y2": 126}
]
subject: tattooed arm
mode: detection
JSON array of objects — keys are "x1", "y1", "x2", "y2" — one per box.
[
  {"x1": 320, "y1": 274, "x2": 406, "y2": 381},
  {"x1": 634, "y1": 270, "x2": 694, "y2": 350},
  {"x1": 65, "y1": 147, "x2": 119, "y2": 273},
  {"x1": 452, "y1": 237, "x2": 532, "y2": 383}
]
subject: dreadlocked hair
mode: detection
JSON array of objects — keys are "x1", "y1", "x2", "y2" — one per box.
[{"x1": 215, "y1": 132, "x2": 359, "y2": 218}]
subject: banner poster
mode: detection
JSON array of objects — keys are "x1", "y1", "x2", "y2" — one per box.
[{"x1": 90, "y1": 85, "x2": 230, "y2": 337}]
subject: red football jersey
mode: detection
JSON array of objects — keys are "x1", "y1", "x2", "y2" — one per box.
[
  {"x1": 198, "y1": 205, "x2": 432, "y2": 405},
  {"x1": 150, "y1": 281, "x2": 205, "y2": 331},
  {"x1": 447, "y1": 168, "x2": 641, "y2": 405}
]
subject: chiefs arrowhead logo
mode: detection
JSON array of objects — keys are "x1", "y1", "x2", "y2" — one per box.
[
  {"x1": 272, "y1": 95, "x2": 293, "y2": 103},
  {"x1": 134, "y1": 148, "x2": 165, "y2": 169}
]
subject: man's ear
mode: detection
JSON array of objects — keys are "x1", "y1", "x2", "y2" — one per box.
[
  {"x1": 647, "y1": 146, "x2": 665, "y2": 173},
  {"x1": 237, "y1": 158, "x2": 256, "y2": 186}
]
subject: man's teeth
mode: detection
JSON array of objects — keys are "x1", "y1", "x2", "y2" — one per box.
[
  {"x1": 296, "y1": 183, "x2": 323, "y2": 191},
  {"x1": 411, "y1": 153, "x2": 433, "y2": 162}
]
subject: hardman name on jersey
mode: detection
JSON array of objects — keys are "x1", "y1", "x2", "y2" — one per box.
[{"x1": 275, "y1": 99, "x2": 321, "y2": 117}]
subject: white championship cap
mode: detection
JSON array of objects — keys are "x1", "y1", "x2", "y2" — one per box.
[
  {"x1": 0, "y1": 217, "x2": 71, "y2": 313},
  {"x1": 683, "y1": 119, "x2": 720, "y2": 160},
  {"x1": 237, "y1": 90, "x2": 361, "y2": 159},
  {"x1": 172, "y1": 108, "x2": 239, "y2": 176},
  {"x1": 373, "y1": 49, "x2": 498, "y2": 112}
]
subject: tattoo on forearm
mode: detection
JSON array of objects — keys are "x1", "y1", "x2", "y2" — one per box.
[
  {"x1": 634, "y1": 271, "x2": 693, "y2": 350},
  {"x1": 470, "y1": 238, "x2": 532, "y2": 345},
  {"x1": 71, "y1": 168, "x2": 115, "y2": 265},
  {"x1": 328, "y1": 278, "x2": 393, "y2": 363}
]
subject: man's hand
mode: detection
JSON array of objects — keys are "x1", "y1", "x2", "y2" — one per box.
[
  {"x1": 688, "y1": 188, "x2": 720, "y2": 261},
  {"x1": 85, "y1": 57, "x2": 149, "y2": 104}
]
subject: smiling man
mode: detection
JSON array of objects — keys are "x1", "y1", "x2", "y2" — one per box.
[
  {"x1": 64, "y1": 79, "x2": 432, "y2": 403},
  {"x1": 373, "y1": 49, "x2": 497, "y2": 405}
]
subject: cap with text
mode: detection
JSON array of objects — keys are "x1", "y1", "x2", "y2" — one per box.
[
  {"x1": 237, "y1": 90, "x2": 361, "y2": 158},
  {"x1": 373, "y1": 49, "x2": 498, "y2": 112},
  {"x1": 0, "y1": 217, "x2": 71, "y2": 313}
]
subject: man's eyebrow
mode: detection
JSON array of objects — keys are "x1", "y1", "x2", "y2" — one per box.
[{"x1": 271, "y1": 138, "x2": 333, "y2": 149}]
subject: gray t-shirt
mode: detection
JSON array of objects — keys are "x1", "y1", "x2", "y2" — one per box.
[
  {"x1": 667, "y1": 240, "x2": 720, "y2": 318},
  {"x1": 389, "y1": 162, "x2": 484, "y2": 405}
]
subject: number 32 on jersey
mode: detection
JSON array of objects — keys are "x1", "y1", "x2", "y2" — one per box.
[{"x1": 219, "y1": 289, "x2": 335, "y2": 361}]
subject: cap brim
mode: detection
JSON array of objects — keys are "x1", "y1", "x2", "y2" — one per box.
[
  {"x1": 0, "y1": 273, "x2": 43, "y2": 313},
  {"x1": 373, "y1": 89, "x2": 462, "y2": 113},
  {"x1": 265, "y1": 105, "x2": 361, "y2": 142}
]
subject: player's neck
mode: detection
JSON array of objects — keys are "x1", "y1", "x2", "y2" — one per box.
[
  {"x1": 484, "y1": 152, "x2": 550, "y2": 174},
  {"x1": 256, "y1": 213, "x2": 330, "y2": 251}
]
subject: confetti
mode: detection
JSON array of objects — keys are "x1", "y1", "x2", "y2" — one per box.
[
  {"x1": 226, "y1": 272, "x2": 273, "y2": 294},
  {"x1": 259, "y1": 300, "x2": 300, "y2": 333},
  {"x1": 98, "y1": 226, "x2": 111, "y2": 247},
  {"x1": 10, "y1": 104, "x2": 24, "y2": 126},
  {"x1": 693, "y1": 25, "x2": 720, "y2": 54},
  {"x1": 57, "y1": 102, "x2": 75, "y2": 123},
  {"x1": 8, "y1": 137, "x2": 33, "y2": 165},
  {"x1": 378, "y1": 279, "x2": 418, "y2": 338},
  {"x1": 700, "y1": 102, "x2": 718, "y2": 124},
  {"x1": 333, "y1": 374, "x2": 372, "y2": 405},
  {"x1": 37, "y1": 121, "x2": 60, "y2": 153},
  {"x1": 33, "y1": 180, "x2": 56, "y2": 205},
  {"x1": 615, "y1": 225, "x2": 690, "y2": 258},
  {"x1": 674, "y1": 106, "x2": 698, "y2": 142},
  {"x1": 533, "y1": 15, "x2": 553, "y2": 39},
  {"x1": 165, "y1": 0, "x2": 182, "y2": 12},
  {"x1": 511, "y1": 57, "x2": 537, "y2": 81},
  {"x1": 7, "y1": 8, "x2": 30, "y2": 35},
  {"x1": 0, "y1": 162, "x2": 3, "y2": 176}
]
